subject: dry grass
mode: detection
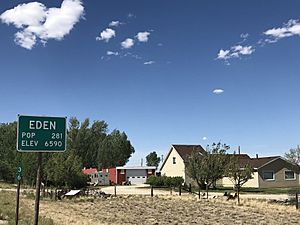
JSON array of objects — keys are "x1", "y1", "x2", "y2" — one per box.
[
  {"x1": 18, "y1": 195, "x2": 300, "y2": 225},
  {"x1": 0, "y1": 190, "x2": 54, "y2": 225}
]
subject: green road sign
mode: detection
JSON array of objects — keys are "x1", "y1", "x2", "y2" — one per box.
[
  {"x1": 16, "y1": 166, "x2": 22, "y2": 174},
  {"x1": 16, "y1": 174, "x2": 22, "y2": 181},
  {"x1": 17, "y1": 115, "x2": 67, "y2": 152},
  {"x1": 16, "y1": 166, "x2": 22, "y2": 181}
]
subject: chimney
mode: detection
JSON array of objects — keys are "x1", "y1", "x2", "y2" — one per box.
[
  {"x1": 256, "y1": 154, "x2": 258, "y2": 159},
  {"x1": 141, "y1": 158, "x2": 143, "y2": 167},
  {"x1": 161, "y1": 155, "x2": 164, "y2": 163},
  {"x1": 238, "y1": 146, "x2": 241, "y2": 155}
]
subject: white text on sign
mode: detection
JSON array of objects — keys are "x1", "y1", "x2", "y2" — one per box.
[{"x1": 29, "y1": 120, "x2": 56, "y2": 130}]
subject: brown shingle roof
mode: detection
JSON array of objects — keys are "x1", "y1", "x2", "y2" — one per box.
[
  {"x1": 232, "y1": 154, "x2": 280, "y2": 168},
  {"x1": 172, "y1": 144, "x2": 206, "y2": 161},
  {"x1": 249, "y1": 156, "x2": 280, "y2": 168}
]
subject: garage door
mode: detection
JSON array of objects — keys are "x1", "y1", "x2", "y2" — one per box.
[{"x1": 126, "y1": 169, "x2": 147, "y2": 184}]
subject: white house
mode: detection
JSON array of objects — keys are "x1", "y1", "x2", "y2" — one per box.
[{"x1": 160, "y1": 144, "x2": 206, "y2": 181}]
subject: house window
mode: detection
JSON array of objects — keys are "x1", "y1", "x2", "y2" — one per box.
[
  {"x1": 148, "y1": 169, "x2": 153, "y2": 174},
  {"x1": 120, "y1": 169, "x2": 125, "y2": 174},
  {"x1": 263, "y1": 171, "x2": 274, "y2": 180},
  {"x1": 173, "y1": 157, "x2": 176, "y2": 164},
  {"x1": 285, "y1": 171, "x2": 296, "y2": 180}
]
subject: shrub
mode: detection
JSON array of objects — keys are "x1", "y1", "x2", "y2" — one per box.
[{"x1": 146, "y1": 175, "x2": 184, "y2": 187}]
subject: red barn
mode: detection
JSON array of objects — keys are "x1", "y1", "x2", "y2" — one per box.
[{"x1": 102, "y1": 166, "x2": 156, "y2": 185}]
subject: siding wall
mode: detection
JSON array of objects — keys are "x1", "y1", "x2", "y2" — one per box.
[
  {"x1": 161, "y1": 147, "x2": 186, "y2": 180},
  {"x1": 218, "y1": 172, "x2": 259, "y2": 188},
  {"x1": 102, "y1": 168, "x2": 117, "y2": 184},
  {"x1": 258, "y1": 159, "x2": 300, "y2": 188}
]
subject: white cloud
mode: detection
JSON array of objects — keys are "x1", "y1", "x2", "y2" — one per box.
[
  {"x1": 136, "y1": 31, "x2": 150, "y2": 42},
  {"x1": 96, "y1": 28, "x2": 115, "y2": 42},
  {"x1": 109, "y1": 20, "x2": 120, "y2": 27},
  {"x1": 202, "y1": 137, "x2": 207, "y2": 141},
  {"x1": 232, "y1": 45, "x2": 254, "y2": 55},
  {"x1": 121, "y1": 38, "x2": 134, "y2": 49},
  {"x1": 127, "y1": 13, "x2": 135, "y2": 18},
  {"x1": 0, "y1": 2, "x2": 46, "y2": 28},
  {"x1": 0, "y1": 0, "x2": 84, "y2": 50},
  {"x1": 217, "y1": 45, "x2": 254, "y2": 61},
  {"x1": 213, "y1": 89, "x2": 224, "y2": 94},
  {"x1": 144, "y1": 61, "x2": 155, "y2": 65},
  {"x1": 15, "y1": 30, "x2": 36, "y2": 49},
  {"x1": 263, "y1": 19, "x2": 300, "y2": 43},
  {"x1": 240, "y1": 33, "x2": 249, "y2": 39},
  {"x1": 107, "y1": 51, "x2": 119, "y2": 56},
  {"x1": 239, "y1": 33, "x2": 249, "y2": 44},
  {"x1": 123, "y1": 52, "x2": 142, "y2": 60},
  {"x1": 217, "y1": 49, "x2": 230, "y2": 59}
]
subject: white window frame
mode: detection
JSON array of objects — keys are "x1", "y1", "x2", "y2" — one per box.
[
  {"x1": 262, "y1": 170, "x2": 275, "y2": 181},
  {"x1": 284, "y1": 170, "x2": 296, "y2": 180}
]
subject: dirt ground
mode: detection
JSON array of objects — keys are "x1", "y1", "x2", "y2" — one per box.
[{"x1": 22, "y1": 194, "x2": 300, "y2": 225}]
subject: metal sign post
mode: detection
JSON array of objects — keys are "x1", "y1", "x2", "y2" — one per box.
[
  {"x1": 15, "y1": 166, "x2": 22, "y2": 225},
  {"x1": 17, "y1": 115, "x2": 67, "y2": 225},
  {"x1": 34, "y1": 153, "x2": 42, "y2": 225}
]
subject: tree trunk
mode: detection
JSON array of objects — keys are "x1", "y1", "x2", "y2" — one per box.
[{"x1": 237, "y1": 187, "x2": 240, "y2": 205}]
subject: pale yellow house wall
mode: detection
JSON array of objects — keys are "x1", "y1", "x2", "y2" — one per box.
[
  {"x1": 160, "y1": 147, "x2": 185, "y2": 180},
  {"x1": 217, "y1": 172, "x2": 259, "y2": 188}
]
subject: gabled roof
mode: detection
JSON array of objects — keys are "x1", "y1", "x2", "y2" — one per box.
[
  {"x1": 172, "y1": 145, "x2": 206, "y2": 161},
  {"x1": 160, "y1": 144, "x2": 206, "y2": 171},
  {"x1": 249, "y1": 156, "x2": 280, "y2": 169},
  {"x1": 232, "y1": 154, "x2": 282, "y2": 169},
  {"x1": 232, "y1": 154, "x2": 251, "y2": 167},
  {"x1": 82, "y1": 168, "x2": 97, "y2": 175}
]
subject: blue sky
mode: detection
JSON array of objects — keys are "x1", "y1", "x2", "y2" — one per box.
[{"x1": 1, "y1": 0, "x2": 300, "y2": 165}]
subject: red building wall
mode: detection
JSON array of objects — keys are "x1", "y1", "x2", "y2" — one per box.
[
  {"x1": 147, "y1": 169, "x2": 156, "y2": 177},
  {"x1": 117, "y1": 169, "x2": 126, "y2": 184},
  {"x1": 102, "y1": 168, "x2": 116, "y2": 184}
]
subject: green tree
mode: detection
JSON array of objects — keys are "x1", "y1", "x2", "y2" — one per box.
[
  {"x1": 97, "y1": 130, "x2": 134, "y2": 168},
  {"x1": 186, "y1": 150, "x2": 206, "y2": 189},
  {"x1": 226, "y1": 155, "x2": 254, "y2": 205},
  {"x1": 285, "y1": 145, "x2": 300, "y2": 165},
  {"x1": 146, "y1": 151, "x2": 160, "y2": 167},
  {"x1": 45, "y1": 152, "x2": 88, "y2": 188},
  {"x1": 186, "y1": 142, "x2": 230, "y2": 197},
  {"x1": 0, "y1": 122, "x2": 17, "y2": 182}
]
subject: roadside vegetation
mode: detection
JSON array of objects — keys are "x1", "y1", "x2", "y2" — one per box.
[
  {"x1": 0, "y1": 118, "x2": 135, "y2": 189},
  {"x1": 0, "y1": 190, "x2": 54, "y2": 225},
  {"x1": 146, "y1": 176, "x2": 183, "y2": 188}
]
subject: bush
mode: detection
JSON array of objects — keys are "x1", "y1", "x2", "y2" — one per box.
[
  {"x1": 146, "y1": 175, "x2": 184, "y2": 187},
  {"x1": 0, "y1": 160, "x2": 14, "y2": 182}
]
